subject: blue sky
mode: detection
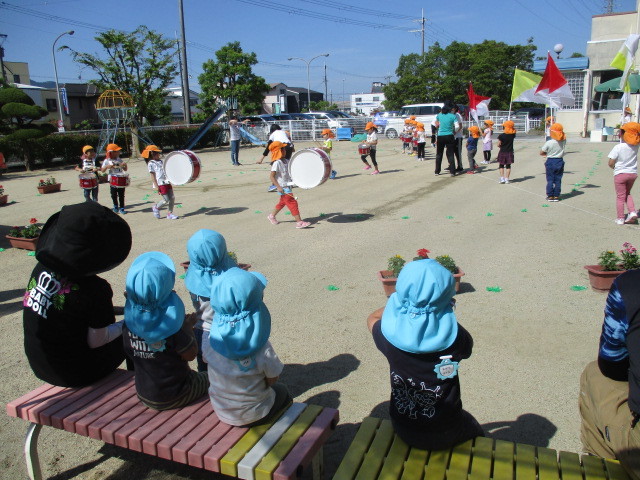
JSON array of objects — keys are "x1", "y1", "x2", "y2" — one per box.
[{"x1": 0, "y1": 0, "x2": 636, "y2": 102}]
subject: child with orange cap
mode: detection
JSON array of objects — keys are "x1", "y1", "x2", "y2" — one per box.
[
  {"x1": 361, "y1": 122, "x2": 380, "y2": 174},
  {"x1": 142, "y1": 144, "x2": 179, "y2": 220},
  {"x1": 415, "y1": 122, "x2": 427, "y2": 161},
  {"x1": 321, "y1": 128, "x2": 338, "y2": 179},
  {"x1": 75, "y1": 145, "x2": 100, "y2": 202},
  {"x1": 401, "y1": 120, "x2": 413, "y2": 154},
  {"x1": 497, "y1": 120, "x2": 516, "y2": 184},
  {"x1": 466, "y1": 126, "x2": 481, "y2": 173},
  {"x1": 481, "y1": 120, "x2": 493, "y2": 164},
  {"x1": 267, "y1": 141, "x2": 311, "y2": 228},
  {"x1": 101, "y1": 143, "x2": 128, "y2": 214},
  {"x1": 608, "y1": 122, "x2": 640, "y2": 225},
  {"x1": 540, "y1": 123, "x2": 566, "y2": 202}
]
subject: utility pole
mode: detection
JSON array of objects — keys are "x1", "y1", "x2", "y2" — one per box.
[
  {"x1": 178, "y1": 0, "x2": 191, "y2": 124},
  {"x1": 324, "y1": 63, "x2": 328, "y2": 102},
  {"x1": 409, "y1": 9, "x2": 425, "y2": 55},
  {"x1": 603, "y1": 0, "x2": 615, "y2": 14},
  {"x1": 0, "y1": 34, "x2": 7, "y2": 83}
]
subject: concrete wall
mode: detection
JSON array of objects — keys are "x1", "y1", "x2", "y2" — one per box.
[
  {"x1": 587, "y1": 12, "x2": 637, "y2": 70},
  {"x1": 557, "y1": 110, "x2": 627, "y2": 136}
]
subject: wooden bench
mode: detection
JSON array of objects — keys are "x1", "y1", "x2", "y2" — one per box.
[
  {"x1": 6, "y1": 369, "x2": 339, "y2": 480},
  {"x1": 333, "y1": 417, "x2": 631, "y2": 480}
]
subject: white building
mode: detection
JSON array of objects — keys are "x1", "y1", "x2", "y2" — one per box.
[
  {"x1": 164, "y1": 86, "x2": 201, "y2": 119},
  {"x1": 350, "y1": 82, "x2": 386, "y2": 115}
]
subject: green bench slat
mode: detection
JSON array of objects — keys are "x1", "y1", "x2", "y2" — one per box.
[
  {"x1": 400, "y1": 447, "x2": 429, "y2": 480},
  {"x1": 448, "y1": 439, "x2": 473, "y2": 480},
  {"x1": 582, "y1": 454, "x2": 608, "y2": 480},
  {"x1": 559, "y1": 451, "x2": 584, "y2": 480},
  {"x1": 378, "y1": 435, "x2": 410, "y2": 480},
  {"x1": 423, "y1": 449, "x2": 449, "y2": 480},
  {"x1": 515, "y1": 443, "x2": 537, "y2": 480},
  {"x1": 333, "y1": 417, "x2": 381, "y2": 480},
  {"x1": 603, "y1": 458, "x2": 631, "y2": 480},
  {"x1": 354, "y1": 419, "x2": 395, "y2": 480},
  {"x1": 537, "y1": 447, "x2": 560, "y2": 480},
  {"x1": 493, "y1": 440, "x2": 515, "y2": 480},
  {"x1": 469, "y1": 436, "x2": 494, "y2": 480}
]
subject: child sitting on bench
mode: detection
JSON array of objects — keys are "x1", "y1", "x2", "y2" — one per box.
[
  {"x1": 367, "y1": 259, "x2": 484, "y2": 450},
  {"x1": 123, "y1": 252, "x2": 209, "y2": 410},
  {"x1": 204, "y1": 267, "x2": 292, "y2": 426}
]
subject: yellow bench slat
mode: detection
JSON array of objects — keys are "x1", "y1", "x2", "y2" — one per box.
[
  {"x1": 220, "y1": 419, "x2": 279, "y2": 477},
  {"x1": 400, "y1": 447, "x2": 429, "y2": 480},
  {"x1": 447, "y1": 440, "x2": 473, "y2": 480},
  {"x1": 582, "y1": 454, "x2": 608, "y2": 480},
  {"x1": 354, "y1": 419, "x2": 395, "y2": 480},
  {"x1": 423, "y1": 449, "x2": 449, "y2": 480},
  {"x1": 603, "y1": 458, "x2": 631, "y2": 480},
  {"x1": 515, "y1": 443, "x2": 536, "y2": 480},
  {"x1": 559, "y1": 451, "x2": 583, "y2": 480},
  {"x1": 254, "y1": 405, "x2": 322, "y2": 480},
  {"x1": 378, "y1": 435, "x2": 410, "y2": 480},
  {"x1": 333, "y1": 417, "x2": 381, "y2": 480},
  {"x1": 537, "y1": 447, "x2": 560, "y2": 480},
  {"x1": 469, "y1": 437, "x2": 494, "y2": 480},
  {"x1": 493, "y1": 440, "x2": 515, "y2": 480}
]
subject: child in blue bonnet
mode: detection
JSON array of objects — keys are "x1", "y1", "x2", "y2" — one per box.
[
  {"x1": 184, "y1": 229, "x2": 237, "y2": 371},
  {"x1": 203, "y1": 267, "x2": 292, "y2": 427},
  {"x1": 123, "y1": 252, "x2": 209, "y2": 410},
  {"x1": 367, "y1": 259, "x2": 483, "y2": 450}
]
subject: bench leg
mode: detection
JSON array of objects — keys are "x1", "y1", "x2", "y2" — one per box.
[
  {"x1": 24, "y1": 423, "x2": 43, "y2": 480},
  {"x1": 311, "y1": 447, "x2": 324, "y2": 480}
]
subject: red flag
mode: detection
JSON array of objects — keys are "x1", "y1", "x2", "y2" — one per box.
[
  {"x1": 467, "y1": 83, "x2": 491, "y2": 121},
  {"x1": 535, "y1": 53, "x2": 574, "y2": 108}
]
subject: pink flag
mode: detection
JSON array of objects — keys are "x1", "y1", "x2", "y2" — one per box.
[
  {"x1": 467, "y1": 83, "x2": 491, "y2": 122},
  {"x1": 534, "y1": 53, "x2": 575, "y2": 108}
]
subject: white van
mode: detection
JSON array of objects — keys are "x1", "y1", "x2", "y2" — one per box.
[{"x1": 382, "y1": 103, "x2": 444, "y2": 138}]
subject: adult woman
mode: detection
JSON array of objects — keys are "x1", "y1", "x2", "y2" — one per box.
[{"x1": 434, "y1": 102, "x2": 459, "y2": 176}]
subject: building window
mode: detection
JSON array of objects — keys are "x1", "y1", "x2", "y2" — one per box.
[
  {"x1": 189, "y1": 99, "x2": 197, "y2": 106},
  {"x1": 560, "y1": 71, "x2": 584, "y2": 110},
  {"x1": 13, "y1": 74, "x2": 20, "y2": 83},
  {"x1": 355, "y1": 97, "x2": 362, "y2": 102},
  {"x1": 373, "y1": 96, "x2": 379, "y2": 101},
  {"x1": 280, "y1": 89, "x2": 285, "y2": 95},
  {"x1": 46, "y1": 99, "x2": 57, "y2": 112},
  {"x1": 78, "y1": 100, "x2": 83, "y2": 110}
]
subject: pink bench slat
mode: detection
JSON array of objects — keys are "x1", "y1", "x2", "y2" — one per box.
[
  {"x1": 19, "y1": 386, "x2": 75, "y2": 424},
  {"x1": 114, "y1": 407, "x2": 164, "y2": 449},
  {"x1": 99, "y1": 401, "x2": 149, "y2": 445},
  {"x1": 202, "y1": 426, "x2": 250, "y2": 472},
  {"x1": 6, "y1": 383, "x2": 60, "y2": 418},
  {"x1": 156, "y1": 402, "x2": 217, "y2": 460},
  {"x1": 66, "y1": 380, "x2": 133, "y2": 436},
  {"x1": 187, "y1": 421, "x2": 241, "y2": 469},
  {"x1": 273, "y1": 407, "x2": 339, "y2": 480},
  {"x1": 171, "y1": 413, "x2": 222, "y2": 464},
  {"x1": 87, "y1": 385, "x2": 138, "y2": 439}
]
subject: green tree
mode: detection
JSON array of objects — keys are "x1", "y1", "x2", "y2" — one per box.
[
  {"x1": 383, "y1": 39, "x2": 536, "y2": 111},
  {"x1": 67, "y1": 26, "x2": 178, "y2": 125},
  {"x1": 309, "y1": 100, "x2": 339, "y2": 111},
  {"x1": 0, "y1": 86, "x2": 49, "y2": 170},
  {"x1": 198, "y1": 42, "x2": 269, "y2": 115}
]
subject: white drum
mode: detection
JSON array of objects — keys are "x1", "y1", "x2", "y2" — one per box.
[
  {"x1": 288, "y1": 148, "x2": 332, "y2": 189},
  {"x1": 163, "y1": 150, "x2": 201, "y2": 185}
]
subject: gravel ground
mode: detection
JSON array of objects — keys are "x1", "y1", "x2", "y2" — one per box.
[{"x1": 0, "y1": 134, "x2": 636, "y2": 479}]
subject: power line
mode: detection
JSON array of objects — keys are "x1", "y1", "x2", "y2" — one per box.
[{"x1": 296, "y1": 0, "x2": 414, "y2": 20}]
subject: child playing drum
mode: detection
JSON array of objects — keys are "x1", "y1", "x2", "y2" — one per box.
[
  {"x1": 75, "y1": 145, "x2": 99, "y2": 202},
  {"x1": 142, "y1": 145, "x2": 178, "y2": 220},
  {"x1": 321, "y1": 128, "x2": 338, "y2": 179},
  {"x1": 101, "y1": 143, "x2": 128, "y2": 214},
  {"x1": 361, "y1": 121, "x2": 380, "y2": 174},
  {"x1": 267, "y1": 141, "x2": 311, "y2": 229}
]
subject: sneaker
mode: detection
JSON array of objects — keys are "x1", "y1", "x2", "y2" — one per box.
[
  {"x1": 268, "y1": 185, "x2": 278, "y2": 192},
  {"x1": 504, "y1": 179, "x2": 510, "y2": 184},
  {"x1": 616, "y1": 218, "x2": 625, "y2": 225},
  {"x1": 499, "y1": 178, "x2": 505, "y2": 184},
  {"x1": 456, "y1": 167, "x2": 464, "y2": 172},
  {"x1": 546, "y1": 196, "x2": 553, "y2": 201},
  {"x1": 371, "y1": 170, "x2": 380, "y2": 175},
  {"x1": 434, "y1": 172, "x2": 441, "y2": 176},
  {"x1": 330, "y1": 170, "x2": 337, "y2": 179},
  {"x1": 267, "y1": 213, "x2": 279, "y2": 225},
  {"x1": 626, "y1": 211, "x2": 638, "y2": 223},
  {"x1": 363, "y1": 165, "x2": 372, "y2": 170},
  {"x1": 112, "y1": 207, "x2": 119, "y2": 213},
  {"x1": 152, "y1": 205, "x2": 161, "y2": 219},
  {"x1": 295, "y1": 221, "x2": 311, "y2": 229},
  {"x1": 119, "y1": 208, "x2": 127, "y2": 214},
  {"x1": 550, "y1": 197, "x2": 559, "y2": 202},
  {"x1": 167, "y1": 213, "x2": 179, "y2": 220}
]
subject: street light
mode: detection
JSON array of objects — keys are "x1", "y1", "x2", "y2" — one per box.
[
  {"x1": 288, "y1": 53, "x2": 329, "y2": 111},
  {"x1": 52, "y1": 30, "x2": 74, "y2": 131}
]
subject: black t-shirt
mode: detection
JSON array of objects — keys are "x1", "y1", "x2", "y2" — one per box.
[
  {"x1": 23, "y1": 263, "x2": 124, "y2": 387},
  {"x1": 372, "y1": 321, "x2": 473, "y2": 429},
  {"x1": 123, "y1": 324, "x2": 195, "y2": 409},
  {"x1": 498, "y1": 133, "x2": 516, "y2": 153}
]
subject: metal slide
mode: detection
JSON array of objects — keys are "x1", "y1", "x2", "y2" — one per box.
[
  {"x1": 181, "y1": 106, "x2": 228, "y2": 150},
  {"x1": 238, "y1": 125, "x2": 267, "y2": 146}
]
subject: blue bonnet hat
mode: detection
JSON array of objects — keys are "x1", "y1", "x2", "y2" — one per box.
[
  {"x1": 209, "y1": 267, "x2": 270, "y2": 360},
  {"x1": 185, "y1": 229, "x2": 237, "y2": 298},
  {"x1": 381, "y1": 259, "x2": 458, "y2": 354},
  {"x1": 124, "y1": 252, "x2": 185, "y2": 347}
]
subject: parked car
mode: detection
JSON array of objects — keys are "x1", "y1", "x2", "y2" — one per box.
[
  {"x1": 328, "y1": 111, "x2": 353, "y2": 118},
  {"x1": 383, "y1": 103, "x2": 445, "y2": 138},
  {"x1": 271, "y1": 113, "x2": 293, "y2": 121},
  {"x1": 239, "y1": 114, "x2": 276, "y2": 127},
  {"x1": 306, "y1": 111, "x2": 350, "y2": 129},
  {"x1": 514, "y1": 107, "x2": 545, "y2": 119}
]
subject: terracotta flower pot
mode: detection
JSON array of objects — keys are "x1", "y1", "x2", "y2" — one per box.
[
  {"x1": 378, "y1": 267, "x2": 465, "y2": 297},
  {"x1": 584, "y1": 265, "x2": 624, "y2": 291},
  {"x1": 6, "y1": 235, "x2": 38, "y2": 251},
  {"x1": 180, "y1": 261, "x2": 251, "y2": 272},
  {"x1": 0, "y1": 194, "x2": 7, "y2": 206},
  {"x1": 37, "y1": 183, "x2": 61, "y2": 194}
]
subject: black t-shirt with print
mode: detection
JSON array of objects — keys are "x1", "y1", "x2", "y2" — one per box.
[
  {"x1": 123, "y1": 324, "x2": 195, "y2": 408},
  {"x1": 23, "y1": 263, "x2": 124, "y2": 387},
  {"x1": 498, "y1": 133, "x2": 516, "y2": 153},
  {"x1": 372, "y1": 321, "x2": 473, "y2": 429}
]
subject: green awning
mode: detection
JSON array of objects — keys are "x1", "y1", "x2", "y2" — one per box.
[{"x1": 595, "y1": 74, "x2": 640, "y2": 93}]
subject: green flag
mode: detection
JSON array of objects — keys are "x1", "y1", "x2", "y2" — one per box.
[{"x1": 511, "y1": 69, "x2": 544, "y2": 103}]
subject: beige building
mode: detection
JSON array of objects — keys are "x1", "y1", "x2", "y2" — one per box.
[{"x1": 2, "y1": 61, "x2": 30, "y2": 85}]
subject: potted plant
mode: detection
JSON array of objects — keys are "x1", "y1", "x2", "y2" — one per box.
[
  {"x1": 0, "y1": 184, "x2": 7, "y2": 206},
  {"x1": 6, "y1": 218, "x2": 42, "y2": 250},
  {"x1": 377, "y1": 255, "x2": 406, "y2": 297},
  {"x1": 180, "y1": 251, "x2": 251, "y2": 272},
  {"x1": 585, "y1": 243, "x2": 639, "y2": 291},
  {"x1": 37, "y1": 176, "x2": 61, "y2": 194},
  {"x1": 434, "y1": 254, "x2": 465, "y2": 293}
]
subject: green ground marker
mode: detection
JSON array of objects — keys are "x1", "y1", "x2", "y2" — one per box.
[
  {"x1": 319, "y1": 213, "x2": 326, "y2": 217},
  {"x1": 285, "y1": 211, "x2": 291, "y2": 215},
  {"x1": 401, "y1": 216, "x2": 410, "y2": 219},
  {"x1": 542, "y1": 204, "x2": 550, "y2": 207},
  {"x1": 27, "y1": 251, "x2": 36, "y2": 256},
  {"x1": 176, "y1": 204, "x2": 183, "y2": 208},
  {"x1": 0, "y1": 248, "x2": 4, "y2": 252},
  {"x1": 255, "y1": 210, "x2": 262, "y2": 214},
  {"x1": 446, "y1": 216, "x2": 454, "y2": 219},
  {"x1": 521, "y1": 209, "x2": 527, "y2": 212},
  {"x1": 326, "y1": 285, "x2": 340, "y2": 291},
  {"x1": 486, "y1": 286, "x2": 502, "y2": 292},
  {"x1": 571, "y1": 285, "x2": 587, "y2": 291},
  {"x1": 486, "y1": 212, "x2": 494, "y2": 216},
  {"x1": 178, "y1": 274, "x2": 186, "y2": 279},
  {"x1": 200, "y1": 206, "x2": 207, "y2": 210}
]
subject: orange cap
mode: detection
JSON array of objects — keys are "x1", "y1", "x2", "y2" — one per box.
[
  {"x1": 141, "y1": 144, "x2": 161, "y2": 159},
  {"x1": 416, "y1": 122, "x2": 425, "y2": 131},
  {"x1": 410, "y1": 115, "x2": 416, "y2": 120},
  {"x1": 625, "y1": 107, "x2": 632, "y2": 114},
  {"x1": 621, "y1": 122, "x2": 640, "y2": 145},
  {"x1": 106, "y1": 143, "x2": 122, "y2": 152},
  {"x1": 269, "y1": 140, "x2": 285, "y2": 160},
  {"x1": 365, "y1": 122, "x2": 378, "y2": 131},
  {"x1": 469, "y1": 126, "x2": 480, "y2": 138},
  {"x1": 484, "y1": 119, "x2": 494, "y2": 128},
  {"x1": 549, "y1": 123, "x2": 565, "y2": 141},
  {"x1": 82, "y1": 145, "x2": 95, "y2": 153},
  {"x1": 545, "y1": 116, "x2": 555, "y2": 124},
  {"x1": 503, "y1": 120, "x2": 516, "y2": 134},
  {"x1": 321, "y1": 128, "x2": 335, "y2": 138}
]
